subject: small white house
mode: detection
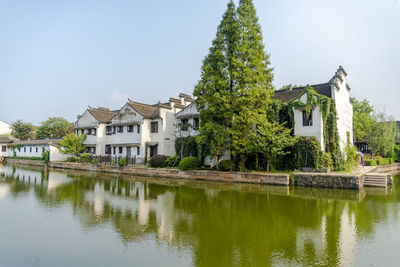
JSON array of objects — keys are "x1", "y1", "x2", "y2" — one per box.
[
  {"x1": 273, "y1": 66, "x2": 353, "y2": 152},
  {"x1": 0, "y1": 138, "x2": 69, "y2": 162},
  {"x1": 0, "y1": 121, "x2": 11, "y2": 136}
]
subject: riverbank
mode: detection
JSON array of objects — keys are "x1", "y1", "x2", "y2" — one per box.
[{"x1": 4, "y1": 159, "x2": 399, "y2": 189}]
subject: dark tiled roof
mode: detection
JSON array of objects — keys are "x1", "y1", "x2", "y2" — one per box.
[
  {"x1": 179, "y1": 93, "x2": 194, "y2": 102},
  {"x1": 13, "y1": 139, "x2": 61, "y2": 146},
  {"x1": 87, "y1": 108, "x2": 118, "y2": 123},
  {"x1": 0, "y1": 137, "x2": 13, "y2": 144},
  {"x1": 273, "y1": 83, "x2": 332, "y2": 103},
  {"x1": 128, "y1": 101, "x2": 160, "y2": 119}
]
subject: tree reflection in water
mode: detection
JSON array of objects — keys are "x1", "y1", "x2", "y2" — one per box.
[{"x1": 0, "y1": 165, "x2": 399, "y2": 267}]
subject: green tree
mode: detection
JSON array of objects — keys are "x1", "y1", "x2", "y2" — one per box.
[
  {"x1": 36, "y1": 117, "x2": 73, "y2": 139},
  {"x1": 249, "y1": 122, "x2": 296, "y2": 171},
  {"x1": 368, "y1": 113, "x2": 398, "y2": 158},
  {"x1": 193, "y1": 0, "x2": 238, "y2": 166},
  {"x1": 59, "y1": 133, "x2": 86, "y2": 157},
  {"x1": 194, "y1": 0, "x2": 275, "y2": 170},
  {"x1": 11, "y1": 120, "x2": 35, "y2": 140},
  {"x1": 352, "y1": 98, "x2": 375, "y2": 140}
]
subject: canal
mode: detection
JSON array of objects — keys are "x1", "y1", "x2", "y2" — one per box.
[{"x1": 0, "y1": 165, "x2": 399, "y2": 267}]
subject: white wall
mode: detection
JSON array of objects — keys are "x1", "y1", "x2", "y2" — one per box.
[
  {"x1": 293, "y1": 94, "x2": 325, "y2": 151},
  {"x1": 13, "y1": 145, "x2": 47, "y2": 158},
  {"x1": 331, "y1": 72, "x2": 354, "y2": 151},
  {"x1": 49, "y1": 145, "x2": 71, "y2": 162}
]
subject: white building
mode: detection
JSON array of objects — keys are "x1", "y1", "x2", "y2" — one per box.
[
  {"x1": 75, "y1": 107, "x2": 119, "y2": 155},
  {"x1": 0, "y1": 138, "x2": 69, "y2": 162},
  {"x1": 176, "y1": 66, "x2": 353, "y2": 154},
  {"x1": 273, "y1": 66, "x2": 353, "y2": 152},
  {"x1": 0, "y1": 121, "x2": 11, "y2": 136},
  {"x1": 75, "y1": 93, "x2": 193, "y2": 163}
]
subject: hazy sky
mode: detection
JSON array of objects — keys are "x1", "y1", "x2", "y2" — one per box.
[{"x1": 1, "y1": 0, "x2": 399, "y2": 125}]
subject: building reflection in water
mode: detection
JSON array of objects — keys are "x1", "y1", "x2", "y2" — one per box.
[{"x1": 0, "y1": 165, "x2": 398, "y2": 267}]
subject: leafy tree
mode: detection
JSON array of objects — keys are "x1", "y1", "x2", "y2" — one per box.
[
  {"x1": 36, "y1": 117, "x2": 73, "y2": 139},
  {"x1": 352, "y1": 98, "x2": 375, "y2": 140},
  {"x1": 59, "y1": 133, "x2": 86, "y2": 157},
  {"x1": 249, "y1": 122, "x2": 296, "y2": 171},
  {"x1": 368, "y1": 113, "x2": 398, "y2": 158},
  {"x1": 194, "y1": 0, "x2": 275, "y2": 170},
  {"x1": 193, "y1": 1, "x2": 238, "y2": 166},
  {"x1": 11, "y1": 120, "x2": 35, "y2": 140},
  {"x1": 230, "y1": 0, "x2": 275, "y2": 170}
]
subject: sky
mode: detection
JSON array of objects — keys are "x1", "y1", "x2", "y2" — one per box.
[{"x1": 0, "y1": 0, "x2": 399, "y2": 125}]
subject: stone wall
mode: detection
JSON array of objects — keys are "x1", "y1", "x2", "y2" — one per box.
[
  {"x1": 294, "y1": 172, "x2": 363, "y2": 190},
  {"x1": 5, "y1": 158, "x2": 46, "y2": 167},
  {"x1": 48, "y1": 162, "x2": 289, "y2": 186}
]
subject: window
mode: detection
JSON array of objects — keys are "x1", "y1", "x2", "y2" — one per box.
[
  {"x1": 119, "y1": 147, "x2": 123, "y2": 154},
  {"x1": 193, "y1": 118, "x2": 200, "y2": 130},
  {"x1": 137, "y1": 125, "x2": 140, "y2": 134},
  {"x1": 117, "y1": 126, "x2": 123, "y2": 133},
  {"x1": 181, "y1": 119, "x2": 189, "y2": 131},
  {"x1": 113, "y1": 147, "x2": 116, "y2": 155},
  {"x1": 150, "y1": 122, "x2": 158, "y2": 133},
  {"x1": 302, "y1": 110, "x2": 313, "y2": 126},
  {"x1": 30, "y1": 147, "x2": 32, "y2": 153},
  {"x1": 1, "y1": 146, "x2": 6, "y2": 152},
  {"x1": 93, "y1": 147, "x2": 96, "y2": 154},
  {"x1": 93, "y1": 128, "x2": 97, "y2": 136},
  {"x1": 36, "y1": 147, "x2": 38, "y2": 153},
  {"x1": 24, "y1": 147, "x2": 26, "y2": 152},
  {"x1": 105, "y1": 145, "x2": 111, "y2": 154},
  {"x1": 137, "y1": 147, "x2": 140, "y2": 155},
  {"x1": 113, "y1": 126, "x2": 116, "y2": 134},
  {"x1": 106, "y1": 126, "x2": 112, "y2": 135},
  {"x1": 87, "y1": 129, "x2": 91, "y2": 135},
  {"x1": 18, "y1": 148, "x2": 21, "y2": 152},
  {"x1": 127, "y1": 125, "x2": 134, "y2": 132}
]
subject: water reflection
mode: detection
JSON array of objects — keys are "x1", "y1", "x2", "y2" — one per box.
[{"x1": 0, "y1": 165, "x2": 399, "y2": 267}]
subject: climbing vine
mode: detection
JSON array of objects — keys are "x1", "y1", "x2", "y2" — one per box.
[{"x1": 277, "y1": 86, "x2": 345, "y2": 171}]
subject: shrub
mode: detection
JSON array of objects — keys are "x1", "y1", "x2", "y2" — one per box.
[
  {"x1": 80, "y1": 153, "x2": 93, "y2": 163},
  {"x1": 217, "y1": 160, "x2": 235, "y2": 171},
  {"x1": 166, "y1": 156, "x2": 180, "y2": 167},
  {"x1": 111, "y1": 159, "x2": 116, "y2": 165},
  {"x1": 395, "y1": 145, "x2": 400, "y2": 162},
  {"x1": 149, "y1": 155, "x2": 168, "y2": 168},
  {"x1": 376, "y1": 158, "x2": 393, "y2": 166},
  {"x1": 179, "y1": 157, "x2": 200, "y2": 171},
  {"x1": 321, "y1": 153, "x2": 333, "y2": 169},
  {"x1": 119, "y1": 158, "x2": 127, "y2": 167},
  {"x1": 91, "y1": 158, "x2": 98, "y2": 165},
  {"x1": 345, "y1": 145, "x2": 358, "y2": 169},
  {"x1": 365, "y1": 159, "x2": 378, "y2": 166},
  {"x1": 293, "y1": 137, "x2": 322, "y2": 170},
  {"x1": 66, "y1": 157, "x2": 80, "y2": 162}
]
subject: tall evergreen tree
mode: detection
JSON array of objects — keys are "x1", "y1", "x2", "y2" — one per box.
[
  {"x1": 230, "y1": 0, "x2": 275, "y2": 169},
  {"x1": 194, "y1": 1, "x2": 238, "y2": 165},
  {"x1": 194, "y1": 0, "x2": 275, "y2": 170}
]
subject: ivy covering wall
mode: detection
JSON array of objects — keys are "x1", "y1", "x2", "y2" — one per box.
[{"x1": 277, "y1": 86, "x2": 346, "y2": 171}]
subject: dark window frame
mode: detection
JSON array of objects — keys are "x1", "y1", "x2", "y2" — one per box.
[
  {"x1": 137, "y1": 125, "x2": 140, "y2": 134},
  {"x1": 127, "y1": 125, "x2": 134, "y2": 132},
  {"x1": 150, "y1": 122, "x2": 158, "y2": 133},
  {"x1": 302, "y1": 110, "x2": 313, "y2": 126}
]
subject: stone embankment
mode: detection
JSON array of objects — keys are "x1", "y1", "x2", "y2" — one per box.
[
  {"x1": 294, "y1": 173, "x2": 363, "y2": 190},
  {"x1": 4, "y1": 159, "x2": 399, "y2": 190},
  {"x1": 48, "y1": 161, "x2": 290, "y2": 186}
]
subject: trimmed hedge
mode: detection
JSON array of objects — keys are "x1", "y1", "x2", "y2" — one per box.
[
  {"x1": 179, "y1": 157, "x2": 200, "y2": 171},
  {"x1": 10, "y1": 156, "x2": 43, "y2": 161},
  {"x1": 149, "y1": 155, "x2": 168, "y2": 168},
  {"x1": 365, "y1": 158, "x2": 394, "y2": 166}
]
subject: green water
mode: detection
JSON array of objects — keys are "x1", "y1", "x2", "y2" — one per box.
[{"x1": 0, "y1": 165, "x2": 399, "y2": 267}]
